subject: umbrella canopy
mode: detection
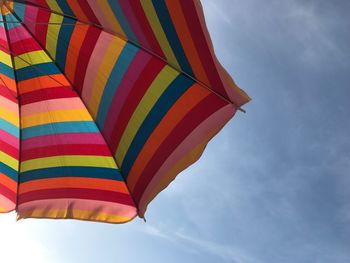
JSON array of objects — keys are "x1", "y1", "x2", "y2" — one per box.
[{"x1": 0, "y1": 0, "x2": 250, "y2": 224}]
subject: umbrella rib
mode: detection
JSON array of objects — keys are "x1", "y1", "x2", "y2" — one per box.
[{"x1": 7, "y1": 0, "x2": 246, "y2": 113}]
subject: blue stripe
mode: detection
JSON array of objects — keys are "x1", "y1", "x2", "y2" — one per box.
[
  {"x1": 3, "y1": 13, "x2": 21, "y2": 30},
  {"x1": 121, "y1": 74, "x2": 194, "y2": 176},
  {"x1": 20, "y1": 167, "x2": 123, "y2": 183},
  {"x1": 0, "y1": 163, "x2": 18, "y2": 182},
  {"x1": 22, "y1": 121, "x2": 99, "y2": 139},
  {"x1": 107, "y1": 0, "x2": 138, "y2": 43},
  {"x1": 56, "y1": 17, "x2": 75, "y2": 70},
  {"x1": 56, "y1": 0, "x2": 75, "y2": 17},
  {"x1": 152, "y1": 0, "x2": 194, "y2": 76},
  {"x1": 12, "y1": 2, "x2": 26, "y2": 21},
  {"x1": 0, "y1": 119, "x2": 19, "y2": 138},
  {"x1": 96, "y1": 43, "x2": 138, "y2": 129},
  {"x1": 16, "y1": 63, "x2": 61, "y2": 81},
  {"x1": 0, "y1": 62, "x2": 14, "y2": 79}
]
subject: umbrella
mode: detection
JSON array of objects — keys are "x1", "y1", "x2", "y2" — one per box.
[{"x1": 0, "y1": 0, "x2": 250, "y2": 224}]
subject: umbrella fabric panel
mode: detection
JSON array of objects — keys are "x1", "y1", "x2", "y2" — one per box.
[
  {"x1": 3, "y1": 11, "x2": 137, "y2": 223},
  {"x1": 6, "y1": 2, "x2": 240, "y2": 216},
  {"x1": 0, "y1": 19, "x2": 19, "y2": 212},
  {"x1": 10, "y1": 0, "x2": 250, "y2": 106}
]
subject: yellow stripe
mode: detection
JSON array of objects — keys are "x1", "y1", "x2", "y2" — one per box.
[
  {"x1": 140, "y1": 0, "x2": 180, "y2": 69},
  {"x1": 21, "y1": 109, "x2": 92, "y2": 128},
  {"x1": 21, "y1": 156, "x2": 118, "y2": 172},
  {"x1": 0, "y1": 50, "x2": 13, "y2": 67},
  {"x1": 14, "y1": 51, "x2": 52, "y2": 70},
  {"x1": 46, "y1": 1, "x2": 63, "y2": 13},
  {"x1": 17, "y1": 209, "x2": 133, "y2": 223},
  {"x1": 0, "y1": 107, "x2": 19, "y2": 127},
  {"x1": 115, "y1": 66, "x2": 178, "y2": 164},
  {"x1": 0, "y1": 151, "x2": 19, "y2": 171},
  {"x1": 46, "y1": 13, "x2": 64, "y2": 60},
  {"x1": 97, "y1": 0, "x2": 125, "y2": 36},
  {"x1": 89, "y1": 36, "x2": 126, "y2": 118}
]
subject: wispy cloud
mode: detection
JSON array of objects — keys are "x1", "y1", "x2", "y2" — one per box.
[
  {"x1": 140, "y1": 223, "x2": 258, "y2": 263},
  {"x1": 202, "y1": 0, "x2": 349, "y2": 68}
]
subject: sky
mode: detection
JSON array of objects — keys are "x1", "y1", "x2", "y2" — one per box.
[{"x1": 1, "y1": 1, "x2": 350, "y2": 262}]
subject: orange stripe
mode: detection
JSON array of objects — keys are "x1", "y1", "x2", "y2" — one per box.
[
  {"x1": 0, "y1": 172, "x2": 17, "y2": 192},
  {"x1": 19, "y1": 177, "x2": 130, "y2": 194},
  {"x1": 0, "y1": 73, "x2": 17, "y2": 94},
  {"x1": 18, "y1": 74, "x2": 70, "y2": 94},
  {"x1": 126, "y1": 84, "x2": 210, "y2": 190},
  {"x1": 65, "y1": 26, "x2": 89, "y2": 83},
  {"x1": 66, "y1": 0, "x2": 89, "y2": 22},
  {"x1": 165, "y1": 0, "x2": 210, "y2": 86}
]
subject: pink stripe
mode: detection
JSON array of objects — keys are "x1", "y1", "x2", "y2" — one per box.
[
  {"x1": 86, "y1": 0, "x2": 112, "y2": 31},
  {"x1": 0, "y1": 96, "x2": 18, "y2": 113},
  {"x1": 103, "y1": 51, "x2": 151, "y2": 140},
  {"x1": 0, "y1": 195, "x2": 15, "y2": 212},
  {"x1": 24, "y1": 5, "x2": 39, "y2": 33},
  {"x1": 21, "y1": 132, "x2": 106, "y2": 150},
  {"x1": 0, "y1": 130, "x2": 19, "y2": 148},
  {"x1": 82, "y1": 31, "x2": 113, "y2": 103},
  {"x1": 138, "y1": 104, "x2": 235, "y2": 214},
  {"x1": 21, "y1": 98, "x2": 85, "y2": 116},
  {"x1": 17, "y1": 198, "x2": 137, "y2": 219},
  {"x1": 8, "y1": 26, "x2": 32, "y2": 43}
]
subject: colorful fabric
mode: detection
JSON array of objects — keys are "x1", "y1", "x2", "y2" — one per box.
[
  {"x1": 0, "y1": 18, "x2": 19, "y2": 213},
  {"x1": 0, "y1": 0, "x2": 250, "y2": 223}
]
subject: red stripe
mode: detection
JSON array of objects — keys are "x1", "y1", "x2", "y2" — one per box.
[
  {"x1": 25, "y1": 0, "x2": 50, "y2": 8},
  {"x1": 0, "y1": 142, "x2": 19, "y2": 159},
  {"x1": 132, "y1": 94, "x2": 228, "y2": 203},
  {"x1": 18, "y1": 188, "x2": 135, "y2": 206},
  {"x1": 0, "y1": 89, "x2": 17, "y2": 103},
  {"x1": 126, "y1": 1, "x2": 165, "y2": 57},
  {"x1": 33, "y1": 8, "x2": 51, "y2": 45},
  {"x1": 9, "y1": 38, "x2": 42, "y2": 55},
  {"x1": 180, "y1": 1, "x2": 227, "y2": 98},
  {"x1": 107, "y1": 57, "x2": 165, "y2": 152},
  {"x1": 0, "y1": 184, "x2": 16, "y2": 203},
  {"x1": 102, "y1": 50, "x2": 151, "y2": 140},
  {"x1": 0, "y1": 39, "x2": 9, "y2": 52},
  {"x1": 77, "y1": 0, "x2": 99, "y2": 24},
  {"x1": 20, "y1": 87, "x2": 77, "y2": 105},
  {"x1": 73, "y1": 26, "x2": 101, "y2": 95},
  {"x1": 21, "y1": 144, "x2": 112, "y2": 161}
]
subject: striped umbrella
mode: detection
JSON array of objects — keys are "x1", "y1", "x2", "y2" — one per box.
[{"x1": 0, "y1": 0, "x2": 250, "y2": 224}]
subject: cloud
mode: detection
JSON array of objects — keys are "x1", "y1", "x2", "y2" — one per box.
[
  {"x1": 140, "y1": 222, "x2": 258, "y2": 263},
  {"x1": 202, "y1": 0, "x2": 350, "y2": 69},
  {"x1": 174, "y1": 231, "x2": 258, "y2": 263}
]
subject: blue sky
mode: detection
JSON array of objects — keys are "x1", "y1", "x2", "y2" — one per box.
[{"x1": 1, "y1": 1, "x2": 350, "y2": 262}]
